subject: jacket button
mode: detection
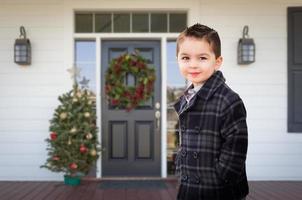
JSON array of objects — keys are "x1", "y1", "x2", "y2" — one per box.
[
  {"x1": 195, "y1": 176, "x2": 200, "y2": 184},
  {"x1": 181, "y1": 150, "x2": 187, "y2": 157},
  {"x1": 193, "y1": 152, "x2": 198, "y2": 159},
  {"x1": 181, "y1": 175, "x2": 188, "y2": 181}
]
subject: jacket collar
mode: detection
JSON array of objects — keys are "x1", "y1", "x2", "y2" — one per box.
[
  {"x1": 196, "y1": 70, "x2": 225, "y2": 101},
  {"x1": 173, "y1": 70, "x2": 225, "y2": 114}
]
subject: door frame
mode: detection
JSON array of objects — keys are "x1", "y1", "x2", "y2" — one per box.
[{"x1": 80, "y1": 34, "x2": 179, "y2": 178}]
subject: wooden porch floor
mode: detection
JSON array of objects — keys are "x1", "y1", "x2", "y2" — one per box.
[{"x1": 0, "y1": 179, "x2": 302, "y2": 200}]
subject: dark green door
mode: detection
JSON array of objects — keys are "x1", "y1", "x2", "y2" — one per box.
[{"x1": 101, "y1": 41, "x2": 161, "y2": 176}]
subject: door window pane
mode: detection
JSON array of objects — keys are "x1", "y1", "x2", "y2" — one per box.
[
  {"x1": 75, "y1": 40, "x2": 96, "y2": 93},
  {"x1": 75, "y1": 14, "x2": 93, "y2": 33},
  {"x1": 113, "y1": 13, "x2": 130, "y2": 32},
  {"x1": 151, "y1": 13, "x2": 167, "y2": 32},
  {"x1": 132, "y1": 13, "x2": 149, "y2": 33},
  {"x1": 95, "y1": 13, "x2": 112, "y2": 33},
  {"x1": 169, "y1": 13, "x2": 187, "y2": 32},
  {"x1": 75, "y1": 12, "x2": 187, "y2": 33},
  {"x1": 166, "y1": 40, "x2": 186, "y2": 176}
]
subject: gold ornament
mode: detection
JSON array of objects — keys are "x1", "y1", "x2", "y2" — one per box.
[
  {"x1": 72, "y1": 98, "x2": 78, "y2": 103},
  {"x1": 88, "y1": 101, "x2": 92, "y2": 105},
  {"x1": 90, "y1": 149, "x2": 97, "y2": 156},
  {"x1": 84, "y1": 112, "x2": 90, "y2": 118},
  {"x1": 76, "y1": 91, "x2": 82, "y2": 98},
  {"x1": 70, "y1": 127, "x2": 77, "y2": 134},
  {"x1": 68, "y1": 138, "x2": 72, "y2": 145},
  {"x1": 60, "y1": 112, "x2": 67, "y2": 120},
  {"x1": 86, "y1": 133, "x2": 93, "y2": 140}
]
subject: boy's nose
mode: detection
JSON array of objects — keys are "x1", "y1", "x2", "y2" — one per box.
[{"x1": 188, "y1": 60, "x2": 199, "y2": 69}]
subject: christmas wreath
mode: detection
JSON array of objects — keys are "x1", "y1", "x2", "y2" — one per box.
[{"x1": 105, "y1": 52, "x2": 156, "y2": 111}]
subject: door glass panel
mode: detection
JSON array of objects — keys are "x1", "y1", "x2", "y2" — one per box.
[
  {"x1": 113, "y1": 13, "x2": 130, "y2": 32},
  {"x1": 135, "y1": 48, "x2": 153, "y2": 63},
  {"x1": 75, "y1": 14, "x2": 93, "y2": 33},
  {"x1": 74, "y1": 40, "x2": 96, "y2": 93},
  {"x1": 95, "y1": 13, "x2": 112, "y2": 33},
  {"x1": 151, "y1": 13, "x2": 167, "y2": 32},
  {"x1": 166, "y1": 40, "x2": 186, "y2": 176}
]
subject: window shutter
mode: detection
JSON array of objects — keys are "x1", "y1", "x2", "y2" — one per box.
[{"x1": 288, "y1": 7, "x2": 302, "y2": 132}]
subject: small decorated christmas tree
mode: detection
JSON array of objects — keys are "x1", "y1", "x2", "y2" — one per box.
[{"x1": 41, "y1": 67, "x2": 100, "y2": 185}]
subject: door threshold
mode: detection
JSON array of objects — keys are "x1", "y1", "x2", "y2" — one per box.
[
  {"x1": 101, "y1": 177, "x2": 163, "y2": 180},
  {"x1": 83, "y1": 176, "x2": 177, "y2": 181}
]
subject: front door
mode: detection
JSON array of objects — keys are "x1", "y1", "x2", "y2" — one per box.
[{"x1": 101, "y1": 41, "x2": 161, "y2": 176}]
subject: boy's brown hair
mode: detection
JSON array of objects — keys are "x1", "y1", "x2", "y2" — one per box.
[{"x1": 176, "y1": 23, "x2": 221, "y2": 58}]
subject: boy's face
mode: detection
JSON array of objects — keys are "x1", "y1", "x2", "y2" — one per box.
[{"x1": 177, "y1": 37, "x2": 223, "y2": 87}]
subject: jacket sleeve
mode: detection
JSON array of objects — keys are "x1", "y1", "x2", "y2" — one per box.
[{"x1": 215, "y1": 94, "x2": 248, "y2": 185}]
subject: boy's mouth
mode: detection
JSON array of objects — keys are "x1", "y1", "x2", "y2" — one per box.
[{"x1": 190, "y1": 72, "x2": 201, "y2": 77}]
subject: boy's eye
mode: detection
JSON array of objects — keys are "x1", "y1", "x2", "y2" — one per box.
[
  {"x1": 181, "y1": 56, "x2": 189, "y2": 60},
  {"x1": 200, "y1": 57, "x2": 207, "y2": 60}
]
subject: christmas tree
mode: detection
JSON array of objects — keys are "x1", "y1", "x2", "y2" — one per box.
[{"x1": 41, "y1": 67, "x2": 100, "y2": 180}]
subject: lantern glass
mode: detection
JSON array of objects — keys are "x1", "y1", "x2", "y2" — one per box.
[
  {"x1": 238, "y1": 38, "x2": 255, "y2": 64},
  {"x1": 14, "y1": 39, "x2": 31, "y2": 65}
]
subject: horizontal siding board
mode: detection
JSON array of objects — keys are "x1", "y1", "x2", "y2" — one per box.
[
  {"x1": 0, "y1": 143, "x2": 50, "y2": 155},
  {"x1": 0, "y1": 50, "x2": 64, "y2": 62},
  {"x1": 0, "y1": 107, "x2": 54, "y2": 120},
  {"x1": 0, "y1": 74, "x2": 68, "y2": 86},
  {"x1": 0, "y1": 155, "x2": 49, "y2": 166},
  {"x1": 0, "y1": 97, "x2": 59, "y2": 108},
  {"x1": 0, "y1": 131, "x2": 50, "y2": 143},
  {"x1": 0, "y1": 166, "x2": 62, "y2": 181},
  {"x1": 0, "y1": 86, "x2": 69, "y2": 97},
  {"x1": 0, "y1": 63, "x2": 67, "y2": 74},
  {"x1": 0, "y1": 120, "x2": 50, "y2": 132},
  {"x1": 247, "y1": 154, "x2": 302, "y2": 166},
  {"x1": 0, "y1": 39, "x2": 65, "y2": 51},
  {"x1": 248, "y1": 143, "x2": 302, "y2": 155},
  {"x1": 247, "y1": 166, "x2": 302, "y2": 180}
]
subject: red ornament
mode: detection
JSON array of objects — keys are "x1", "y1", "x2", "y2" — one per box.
[
  {"x1": 52, "y1": 156, "x2": 60, "y2": 161},
  {"x1": 80, "y1": 144, "x2": 88, "y2": 153},
  {"x1": 50, "y1": 132, "x2": 57, "y2": 140},
  {"x1": 111, "y1": 99, "x2": 119, "y2": 105},
  {"x1": 69, "y1": 163, "x2": 78, "y2": 170}
]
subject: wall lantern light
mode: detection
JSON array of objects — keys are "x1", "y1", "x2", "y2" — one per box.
[
  {"x1": 238, "y1": 25, "x2": 255, "y2": 65},
  {"x1": 14, "y1": 26, "x2": 31, "y2": 65}
]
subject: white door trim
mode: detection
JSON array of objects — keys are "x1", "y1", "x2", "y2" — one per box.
[{"x1": 73, "y1": 34, "x2": 178, "y2": 178}]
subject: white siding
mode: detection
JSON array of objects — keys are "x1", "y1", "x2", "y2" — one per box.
[
  {"x1": 0, "y1": 0, "x2": 69, "y2": 181},
  {"x1": 199, "y1": 0, "x2": 302, "y2": 180},
  {"x1": 0, "y1": 0, "x2": 302, "y2": 181}
]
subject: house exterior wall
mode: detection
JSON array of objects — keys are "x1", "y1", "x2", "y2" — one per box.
[
  {"x1": 0, "y1": 0, "x2": 301, "y2": 181},
  {"x1": 198, "y1": 0, "x2": 302, "y2": 180}
]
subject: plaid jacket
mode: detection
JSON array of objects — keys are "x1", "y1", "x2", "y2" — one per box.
[{"x1": 174, "y1": 71, "x2": 249, "y2": 200}]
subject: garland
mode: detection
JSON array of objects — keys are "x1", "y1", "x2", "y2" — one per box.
[{"x1": 105, "y1": 53, "x2": 156, "y2": 111}]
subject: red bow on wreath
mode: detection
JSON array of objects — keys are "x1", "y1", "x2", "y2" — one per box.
[{"x1": 105, "y1": 52, "x2": 156, "y2": 112}]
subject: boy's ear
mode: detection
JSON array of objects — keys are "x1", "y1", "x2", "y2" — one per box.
[{"x1": 215, "y1": 56, "x2": 223, "y2": 70}]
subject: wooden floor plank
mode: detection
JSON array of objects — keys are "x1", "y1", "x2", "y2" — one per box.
[
  {"x1": 0, "y1": 181, "x2": 18, "y2": 197},
  {"x1": 23, "y1": 181, "x2": 54, "y2": 200},
  {"x1": 103, "y1": 189, "x2": 126, "y2": 200},
  {"x1": 0, "y1": 180, "x2": 302, "y2": 200}
]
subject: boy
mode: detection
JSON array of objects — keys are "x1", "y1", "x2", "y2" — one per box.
[{"x1": 174, "y1": 23, "x2": 249, "y2": 200}]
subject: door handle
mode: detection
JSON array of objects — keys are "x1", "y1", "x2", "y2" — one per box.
[{"x1": 155, "y1": 111, "x2": 161, "y2": 130}]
